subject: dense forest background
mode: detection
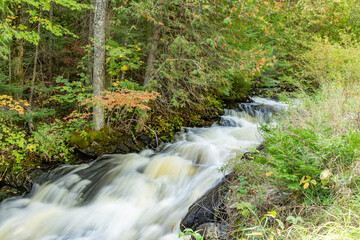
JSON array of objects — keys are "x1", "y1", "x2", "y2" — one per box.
[{"x1": 1, "y1": 0, "x2": 360, "y2": 189}]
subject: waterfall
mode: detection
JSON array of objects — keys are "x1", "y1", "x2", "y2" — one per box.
[{"x1": 0, "y1": 98, "x2": 285, "y2": 240}]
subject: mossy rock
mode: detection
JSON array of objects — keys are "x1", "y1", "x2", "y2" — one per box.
[
  {"x1": 70, "y1": 128, "x2": 154, "y2": 157},
  {"x1": 0, "y1": 186, "x2": 22, "y2": 202}
]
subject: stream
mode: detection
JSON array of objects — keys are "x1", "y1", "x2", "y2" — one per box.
[{"x1": 0, "y1": 98, "x2": 285, "y2": 240}]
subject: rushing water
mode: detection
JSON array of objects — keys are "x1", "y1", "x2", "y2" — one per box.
[{"x1": 0, "y1": 98, "x2": 284, "y2": 240}]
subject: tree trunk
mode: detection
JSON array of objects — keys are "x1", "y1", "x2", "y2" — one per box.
[
  {"x1": 92, "y1": 0, "x2": 107, "y2": 131},
  {"x1": 88, "y1": 0, "x2": 95, "y2": 85},
  {"x1": 29, "y1": 9, "x2": 41, "y2": 106},
  {"x1": 8, "y1": 52, "x2": 11, "y2": 84},
  {"x1": 137, "y1": 24, "x2": 161, "y2": 132},
  {"x1": 143, "y1": 24, "x2": 161, "y2": 86},
  {"x1": 48, "y1": 1, "x2": 54, "y2": 81},
  {"x1": 105, "y1": 2, "x2": 112, "y2": 88},
  {"x1": 11, "y1": 3, "x2": 24, "y2": 98},
  {"x1": 12, "y1": 38, "x2": 24, "y2": 86},
  {"x1": 28, "y1": 8, "x2": 42, "y2": 132}
]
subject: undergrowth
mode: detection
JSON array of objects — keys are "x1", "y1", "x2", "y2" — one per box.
[{"x1": 229, "y1": 36, "x2": 360, "y2": 239}]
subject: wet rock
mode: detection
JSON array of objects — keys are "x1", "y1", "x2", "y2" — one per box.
[
  {"x1": 75, "y1": 133, "x2": 153, "y2": 157},
  {"x1": 2, "y1": 171, "x2": 32, "y2": 192},
  {"x1": 180, "y1": 143, "x2": 288, "y2": 240},
  {"x1": 180, "y1": 174, "x2": 234, "y2": 233},
  {"x1": 0, "y1": 164, "x2": 55, "y2": 202},
  {"x1": 219, "y1": 117, "x2": 238, "y2": 127},
  {"x1": 181, "y1": 179, "x2": 288, "y2": 239},
  {"x1": 196, "y1": 223, "x2": 227, "y2": 240},
  {"x1": 0, "y1": 186, "x2": 22, "y2": 202},
  {"x1": 0, "y1": 171, "x2": 32, "y2": 202},
  {"x1": 241, "y1": 142, "x2": 267, "y2": 160}
]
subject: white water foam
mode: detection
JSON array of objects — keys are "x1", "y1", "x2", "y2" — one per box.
[{"x1": 0, "y1": 98, "x2": 283, "y2": 240}]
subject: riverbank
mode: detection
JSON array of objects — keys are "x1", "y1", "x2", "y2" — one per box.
[
  {"x1": 0, "y1": 98, "x2": 267, "y2": 239},
  {"x1": 225, "y1": 80, "x2": 360, "y2": 239},
  {"x1": 0, "y1": 106, "x2": 224, "y2": 202}
]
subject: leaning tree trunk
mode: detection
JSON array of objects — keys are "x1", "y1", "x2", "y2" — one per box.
[
  {"x1": 92, "y1": 0, "x2": 107, "y2": 131},
  {"x1": 136, "y1": 24, "x2": 161, "y2": 132}
]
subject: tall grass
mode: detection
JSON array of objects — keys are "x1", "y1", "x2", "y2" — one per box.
[{"x1": 230, "y1": 35, "x2": 360, "y2": 239}]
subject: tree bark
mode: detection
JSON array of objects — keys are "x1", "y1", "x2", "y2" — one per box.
[
  {"x1": 28, "y1": 8, "x2": 42, "y2": 132},
  {"x1": 29, "y1": 9, "x2": 41, "y2": 106},
  {"x1": 88, "y1": 0, "x2": 95, "y2": 85},
  {"x1": 8, "y1": 52, "x2": 11, "y2": 84},
  {"x1": 143, "y1": 24, "x2": 161, "y2": 86},
  {"x1": 105, "y1": 1, "x2": 112, "y2": 88},
  {"x1": 12, "y1": 38, "x2": 24, "y2": 84},
  {"x1": 93, "y1": 0, "x2": 107, "y2": 131},
  {"x1": 48, "y1": 1, "x2": 54, "y2": 81},
  {"x1": 137, "y1": 24, "x2": 161, "y2": 132},
  {"x1": 11, "y1": 3, "x2": 24, "y2": 98}
]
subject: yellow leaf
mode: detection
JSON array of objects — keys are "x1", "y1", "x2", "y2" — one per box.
[
  {"x1": 303, "y1": 182, "x2": 309, "y2": 189},
  {"x1": 320, "y1": 169, "x2": 332, "y2": 180},
  {"x1": 266, "y1": 211, "x2": 277, "y2": 218},
  {"x1": 121, "y1": 65, "x2": 128, "y2": 71},
  {"x1": 247, "y1": 232, "x2": 263, "y2": 236},
  {"x1": 266, "y1": 171, "x2": 273, "y2": 176},
  {"x1": 299, "y1": 176, "x2": 306, "y2": 185}
]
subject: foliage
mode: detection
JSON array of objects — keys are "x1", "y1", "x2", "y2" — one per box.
[
  {"x1": 0, "y1": 0, "x2": 90, "y2": 60},
  {"x1": 256, "y1": 81, "x2": 360, "y2": 205},
  {"x1": 86, "y1": 88, "x2": 158, "y2": 111},
  {"x1": 106, "y1": 40, "x2": 144, "y2": 80},
  {"x1": 81, "y1": 87, "x2": 159, "y2": 130},
  {"x1": 0, "y1": 94, "x2": 29, "y2": 114},
  {"x1": 51, "y1": 75, "x2": 92, "y2": 106},
  {"x1": 148, "y1": 115, "x2": 184, "y2": 141},
  {"x1": 0, "y1": 124, "x2": 32, "y2": 173},
  {"x1": 0, "y1": 94, "x2": 74, "y2": 174},
  {"x1": 178, "y1": 228, "x2": 203, "y2": 240},
  {"x1": 300, "y1": 33, "x2": 360, "y2": 86},
  {"x1": 32, "y1": 121, "x2": 74, "y2": 162}
]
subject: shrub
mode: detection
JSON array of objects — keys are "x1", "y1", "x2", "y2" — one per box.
[
  {"x1": 256, "y1": 82, "x2": 360, "y2": 203},
  {"x1": 32, "y1": 121, "x2": 74, "y2": 162},
  {"x1": 300, "y1": 33, "x2": 360, "y2": 86}
]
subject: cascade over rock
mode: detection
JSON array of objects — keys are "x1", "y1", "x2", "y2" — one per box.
[{"x1": 0, "y1": 97, "x2": 286, "y2": 240}]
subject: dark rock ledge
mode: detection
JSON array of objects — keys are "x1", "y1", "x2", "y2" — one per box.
[{"x1": 180, "y1": 143, "x2": 288, "y2": 240}]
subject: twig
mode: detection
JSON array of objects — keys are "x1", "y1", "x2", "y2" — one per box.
[{"x1": 129, "y1": 119, "x2": 159, "y2": 148}]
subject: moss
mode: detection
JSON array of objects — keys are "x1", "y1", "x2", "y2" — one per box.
[
  {"x1": 69, "y1": 134, "x2": 89, "y2": 149},
  {"x1": 69, "y1": 127, "x2": 115, "y2": 149},
  {"x1": 113, "y1": 131, "x2": 123, "y2": 138},
  {"x1": 68, "y1": 127, "x2": 142, "y2": 156}
]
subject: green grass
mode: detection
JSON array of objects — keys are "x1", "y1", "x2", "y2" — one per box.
[
  {"x1": 229, "y1": 36, "x2": 360, "y2": 239},
  {"x1": 229, "y1": 82, "x2": 360, "y2": 239}
]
